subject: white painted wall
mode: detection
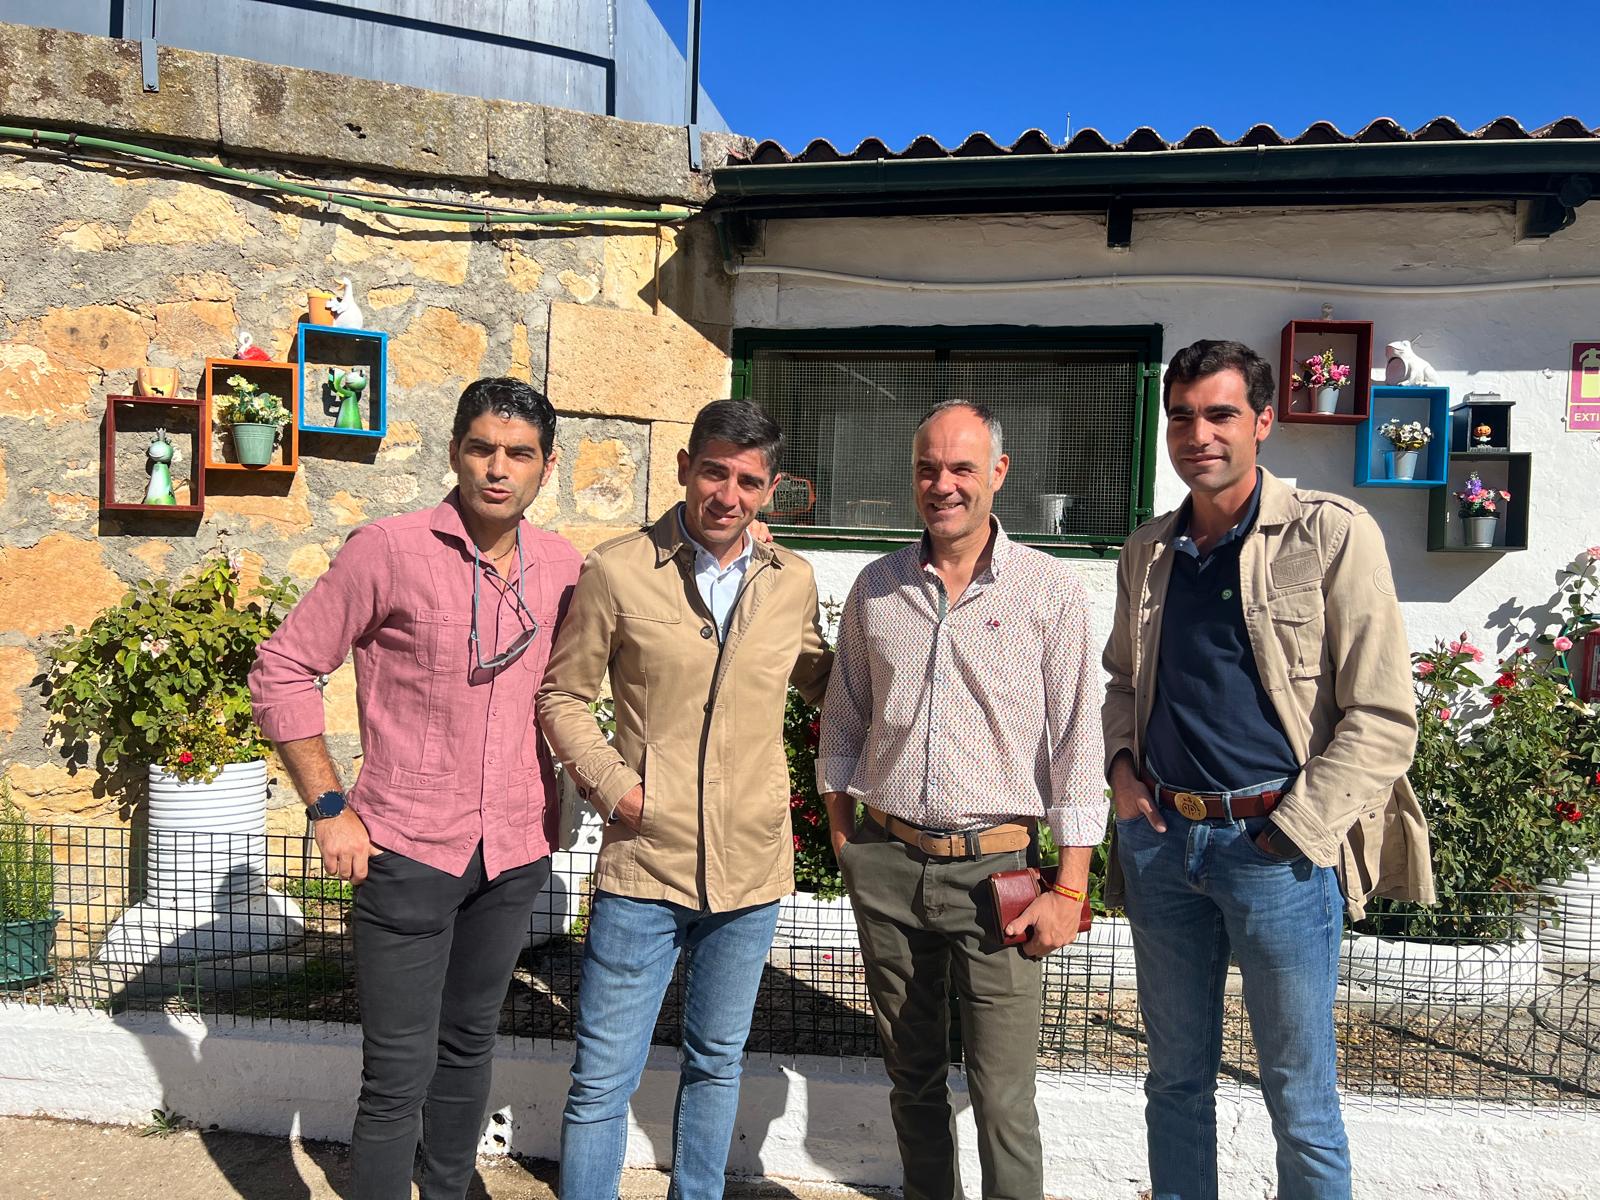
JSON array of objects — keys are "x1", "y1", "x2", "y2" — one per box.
[
  {"x1": 1, "y1": 1008, "x2": 1595, "y2": 1198},
  {"x1": 736, "y1": 204, "x2": 1600, "y2": 659}
]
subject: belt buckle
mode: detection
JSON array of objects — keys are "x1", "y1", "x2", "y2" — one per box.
[{"x1": 1173, "y1": 791, "x2": 1209, "y2": 821}]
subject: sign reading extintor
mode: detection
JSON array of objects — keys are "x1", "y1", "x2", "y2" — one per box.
[{"x1": 1570, "y1": 343, "x2": 1600, "y2": 432}]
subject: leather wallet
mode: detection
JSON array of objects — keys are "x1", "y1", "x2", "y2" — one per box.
[{"x1": 986, "y1": 867, "x2": 1092, "y2": 946}]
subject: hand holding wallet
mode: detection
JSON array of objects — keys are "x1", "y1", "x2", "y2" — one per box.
[{"x1": 986, "y1": 867, "x2": 1092, "y2": 947}]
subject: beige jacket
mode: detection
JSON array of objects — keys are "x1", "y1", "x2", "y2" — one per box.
[
  {"x1": 1102, "y1": 469, "x2": 1435, "y2": 920},
  {"x1": 536, "y1": 511, "x2": 833, "y2": 912}
]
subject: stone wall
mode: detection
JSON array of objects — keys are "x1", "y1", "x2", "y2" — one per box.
[{"x1": 0, "y1": 22, "x2": 746, "y2": 871}]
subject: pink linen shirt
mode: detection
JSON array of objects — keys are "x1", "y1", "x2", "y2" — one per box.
[{"x1": 249, "y1": 490, "x2": 582, "y2": 878}]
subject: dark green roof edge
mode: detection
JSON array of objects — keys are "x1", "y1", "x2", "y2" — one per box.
[{"x1": 709, "y1": 139, "x2": 1600, "y2": 206}]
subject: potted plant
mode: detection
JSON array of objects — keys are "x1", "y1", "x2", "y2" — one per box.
[
  {"x1": 0, "y1": 780, "x2": 59, "y2": 989},
  {"x1": 1291, "y1": 349, "x2": 1353, "y2": 414},
  {"x1": 44, "y1": 553, "x2": 305, "y2": 965},
  {"x1": 1377, "y1": 419, "x2": 1432, "y2": 480},
  {"x1": 1455, "y1": 472, "x2": 1510, "y2": 548},
  {"x1": 216, "y1": 374, "x2": 290, "y2": 467}
]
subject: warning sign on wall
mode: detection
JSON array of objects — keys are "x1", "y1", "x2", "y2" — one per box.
[{"x1": 1571, "y1": 342, "x2": 1600, "y2": 431}]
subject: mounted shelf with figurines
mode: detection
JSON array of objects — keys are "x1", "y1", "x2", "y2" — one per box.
[
  {"x1": 1449, "y1": 391, "x2": 1514, "y2": 453},
  {"x1": 295, "y1": 323, "x2": 388, "y2": 440},
  {"x1": 1354, "y1": 386, "x2": 1448, "y2": 487},
  {"x1": 100, "y1": 371, "x2": 205, "y2": 515},
  {"x1": 1277, "y1": 318, "x2": 1372, "y2": 424},
  {"x1": 201, "y1": 358, "x2": 298, "y2": 473}
]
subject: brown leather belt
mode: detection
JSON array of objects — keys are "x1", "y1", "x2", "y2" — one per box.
[
  {"x1": 865, "y1": 804, "x2": 1032, "y2": 859},
  {"x1": 1144, "y1": 776, "x2": 1283, "y2": 822}
]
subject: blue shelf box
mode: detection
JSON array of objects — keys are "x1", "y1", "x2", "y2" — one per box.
[
  {"x1": 1354, "y1": 385, "x2": 1449, "y2": 488},
  {"x1": 295, "y1": 325, "x2": 388, "y2": 439}
]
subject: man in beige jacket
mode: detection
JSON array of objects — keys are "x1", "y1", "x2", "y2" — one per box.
[
  {"x1": 1103, "y1": 339, "x2": 1433, "y2": 1200},
  {"x1": 537, "y1": 400, "x2": 831, "y2": 1200}
]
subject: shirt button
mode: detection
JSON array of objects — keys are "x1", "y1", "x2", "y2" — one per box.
[{"x1": 700, "y1": 626, "x2": 714, "y2": 639}]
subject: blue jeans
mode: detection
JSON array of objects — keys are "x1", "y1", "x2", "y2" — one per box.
[
  {"x1": 1116, "y1": 811, "x2": 1350, "y2": 1200},
  {"x1": 559, "y1": 891, "x2": 780, "y2": 1200}
]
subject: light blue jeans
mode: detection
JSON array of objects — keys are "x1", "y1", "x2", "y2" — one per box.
[
  {"x1": 559, "y1": 891, "x2": 780, "y2": 1200},
  {"x1": 1116, "y1": 809, "x2": 1350, "y2": 1200}
]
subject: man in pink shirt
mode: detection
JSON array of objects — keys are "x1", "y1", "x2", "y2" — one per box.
[{"x1": 250, "y1": 377, "x2": 581, "y2": 1200}]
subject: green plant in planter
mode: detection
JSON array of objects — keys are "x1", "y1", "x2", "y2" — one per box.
[
  {"x1": 44, "y1": 552, "x2": 299, "y2": 784},
  {"x1": 1365, "y1": 629, "x2": 1600, "y2": 940},
  {"x1": 0, "y1": 781, "x2": 54, "y2": 924},
  {"x1": 216, "y1": 374, "x2": 290, "y2": 432}
]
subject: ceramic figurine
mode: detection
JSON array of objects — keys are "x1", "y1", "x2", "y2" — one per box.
[
  {"x1": 145, "y1": 428, "x2": 177, "y2": 505},
  {"x1": 328, "y1": 278, "x2": 364, "y2": 331},
  {"x1": 234, "y1": 331, "x2": 273, "y2": 362},
  {"x1": 329, "y1": 366, "x2": 368, "y2": 430},
  {"x1": 1384, "y1": 339, "x2": 1440, "y2": 386}
]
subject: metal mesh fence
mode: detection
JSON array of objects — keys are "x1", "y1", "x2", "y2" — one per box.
[
  {"x1": 750, "y1": 348, "x2": 1142, "y2": 542},
  {"x1": 6, "y1": 824, "x2": 1600, "y2": 1107}
]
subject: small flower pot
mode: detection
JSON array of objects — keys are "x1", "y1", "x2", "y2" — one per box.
[
  {"x1": 134, "y1": 366, "x2": 181, "y2": 398},
  {"x1": 1386, "y1": 449, "x2": 1421, "y2": 480},
  {"x1": 306, "y1": 292, "x2": 336, "y2": 326},
  {"x1": 1314, "y1": 386, "x2": 1341, "y2": 414},
  {"x1": 1, "y1": 911, "x2": 61, "y2": 989},
  {"x1": 1463, "y1": 514, "x2": 1499, "y2": 548},
  {"x1": 230, "y1": 422, "x2": 279, "y2": 467}
]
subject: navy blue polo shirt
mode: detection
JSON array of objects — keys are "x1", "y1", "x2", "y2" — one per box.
[{"x1": 1144, "y1": 471, "x2": 1300, "y2": 793}]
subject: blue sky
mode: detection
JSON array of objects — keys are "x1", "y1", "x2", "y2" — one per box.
[{"x1": 649, "y1": 1, "x2": 1597, "y2": 150}]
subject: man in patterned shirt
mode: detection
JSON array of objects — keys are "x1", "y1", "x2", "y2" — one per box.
[{"x1": 818, "y1": 399, "x2": 1107, "y2": 1200}]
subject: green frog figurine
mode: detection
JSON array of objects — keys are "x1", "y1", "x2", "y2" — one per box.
[
  {"x1": 145, "y1": 428, "x2": 177, "y2": 505},
  {"x1": 329, "y1": 366, "x2": 368, "y2": 430}
]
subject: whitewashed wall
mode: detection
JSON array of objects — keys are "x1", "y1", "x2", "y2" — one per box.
[{"x1": 735, "y1": 203, "x2": 1600, "y2": 659}]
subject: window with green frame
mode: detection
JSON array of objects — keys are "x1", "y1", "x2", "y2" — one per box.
[{"x1": 732, "y1": 326, "x2": 1162, "y2": 558}]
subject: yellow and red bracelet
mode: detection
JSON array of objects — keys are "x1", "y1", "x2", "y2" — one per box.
[{"x1": 1049, "y1": 881, "x2": 1087, "y2": 902}]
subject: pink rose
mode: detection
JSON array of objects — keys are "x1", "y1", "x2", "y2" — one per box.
[
  {"x1": 1555, "y1": 636, "x2": 1574, "y2": 652},
  {"x1": 1438, "y1": 708, "x2": 1452, "y2": 721},
  {"x1": 1587, "y1": 546, "x2": 1600, "y2": 562},
  {"x1": 1415, "y1": 661, "x2": 1435, "y2": 676},
  {"x1": 1473, "y1": 648, "x2": 1485, "y2": 663}
]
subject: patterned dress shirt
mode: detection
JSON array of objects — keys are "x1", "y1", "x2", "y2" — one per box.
[{"x1": 816, "y1": 521, "x2": 1108, "y2": 848}]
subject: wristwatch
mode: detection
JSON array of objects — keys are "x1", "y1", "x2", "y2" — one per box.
[{"x1": 305, "y1": 790, "x2": 347, "y2": 822}]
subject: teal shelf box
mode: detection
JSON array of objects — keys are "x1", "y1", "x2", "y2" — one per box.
[
  {"x1": 1354, "y1": 385, "x2": 1449, "y2": 488},
  {"x1": 295, "y1": 325, "x2": 388, "y2": 439}
]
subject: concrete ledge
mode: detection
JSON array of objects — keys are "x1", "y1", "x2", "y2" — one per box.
[
  {"x1": 0, "y1": 20, "x2": 753, "y2": 203},
  {"x1": 3, "y1": 1006, "x2": 1599, "y2": 1197},
  {"x1": 0, "y1": 23, "x2": 220, "y2": 145},
  {"x1": 217, "y1": 56, "x2": 487, "y2": 181}
]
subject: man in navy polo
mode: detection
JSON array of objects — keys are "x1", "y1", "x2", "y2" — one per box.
[{"x1": 1102, "y1": 339, "x2": 1432, "y2": 1200}]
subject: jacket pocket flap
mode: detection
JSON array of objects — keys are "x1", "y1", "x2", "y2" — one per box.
[{"x1": 1267, "y1": 589, "x2": 1322, "y2": 624}]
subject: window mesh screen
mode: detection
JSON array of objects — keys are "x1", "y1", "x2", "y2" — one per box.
[{"x1": 751, "y1": 346, "x2": 1142, "y2": 542}]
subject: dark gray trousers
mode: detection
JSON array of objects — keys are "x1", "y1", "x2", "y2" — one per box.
[{"x1": 350, "y1": 843, "x2": 551, "y2": 1200}]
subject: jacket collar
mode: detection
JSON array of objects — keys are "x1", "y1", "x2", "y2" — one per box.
[
  {"x1": 428, "y1": 487, "x2": 532, "y2": 556},
  {"x1": 650, "y1": 504, "x2": 781, "y2": 569},
  {"x1": 1151, "y1": 466, "x2": 1296, "y2": 547}
]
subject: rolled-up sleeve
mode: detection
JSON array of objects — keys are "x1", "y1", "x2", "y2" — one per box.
[
  {"x1": 249, "y1": 525, "x2": 392, "y2": 743},
  {"x1": 1045, "y1": 569, "x2": 1109, "y2": 847}
]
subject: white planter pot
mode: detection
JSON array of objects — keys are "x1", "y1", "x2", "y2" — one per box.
[
  {"x1": 1463, "y1": 515, "x2": 1499, "y2": 548},
  {"x1": 1529, "y1": 861, "x2": 1600, "y2": 964},
  {"x1": 1385, "y1": 449, "x2": 1421, "y2": 480},
  {"x1": 96, "y1": 761, "x2": 304, "y2": 967},
  {"x1": 774, "y1": 890, "x2": 859, "y2": 950},
  {"x1": 1314, "y1": 386, "x2": 1341, "y2": 414},
  {"x1": 1340, "y1": 931, "x2": 1542, "y2": 1006}
]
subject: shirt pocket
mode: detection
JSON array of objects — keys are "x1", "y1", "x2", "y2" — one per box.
[
  {"x1": 413, "y1": 608, "x2": 469, "y2": 675},
  {"x1": 1266, "y1": 587, "x2": 1326, "y2": 678}
]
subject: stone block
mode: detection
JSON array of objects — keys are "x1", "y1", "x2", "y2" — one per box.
[
  {"x1": 0, "y1": 533, "x2": 128, "y2": 637},
  {"x1": 391, "y1": 307, "x2": 488, "y2": 389},
  {"x1": 546, "y1": 302, "x2": 730, "y2": 423},
  {"x1": 558, "y1": 524, "x2": 640, "y2": 557},
  {"x1": 33, "y1": 305, "x2": 152, "y2": 375},
  {"x1": 127, "y1": 183, "x2": 258, "y2": 246},
  {"x1": 0, "y1": 22, "x2": 221, "y2": 145},
  {"x1": 543, "y1": 108, "x2": 692, "y2": 203},
  {"x1": 0, "y1": 645, "x2": 38, "y2": 738},
  {"x1": 217, "y1": 54, "x2": 487, "y2": 180},
  {"x1": 6, "y1": 761, "x2": 112, "y2": 820},
  {"x1": 485, "y1": 99, "x2": 547, "y2": 186},
  {"x1": 0, "y1": 344, "x2": 90, "y2": 425},
  {"x1": 647, "y1": 421, "x2": 692, "y2": 520},
  {"x1": 570, "y1": 438, "x2": 640, "y2": 522},
  {"x1": 284, "y1": 543, "x2": 330, "y2": 581},
  {"x1": 151, "y1": 299, "x2": 238, "y2": 363},
  {"x1": 205, "y1": 472, "x2": 314, "y2": 535}
]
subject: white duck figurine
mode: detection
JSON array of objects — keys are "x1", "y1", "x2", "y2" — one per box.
[{"x1": 327, "y1": 278, "x2": 364, "y2": 331}]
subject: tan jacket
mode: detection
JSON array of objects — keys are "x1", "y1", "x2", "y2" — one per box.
[
  {"x1": 1102, "y1": 469, "x2": 1435, "y2": 920},
  {"x1": 536, "y1": 511, "x2": 833, "y2": 912}
]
